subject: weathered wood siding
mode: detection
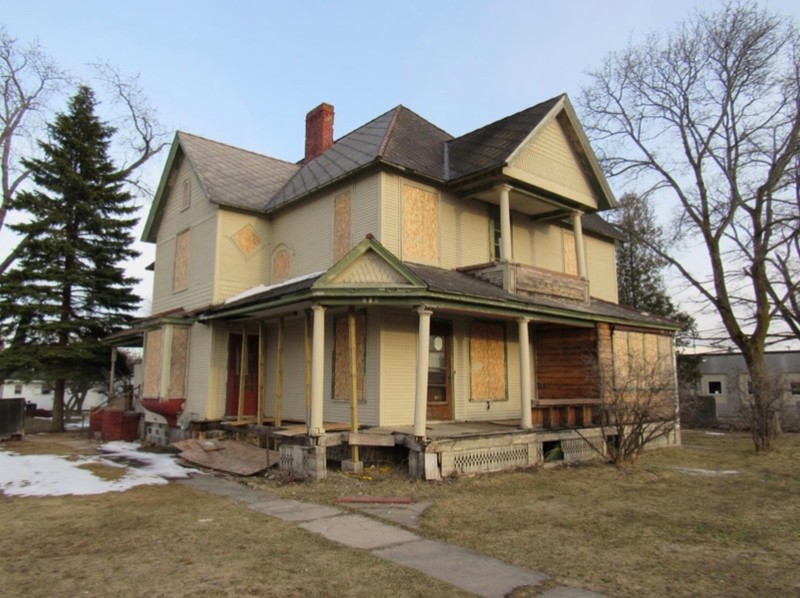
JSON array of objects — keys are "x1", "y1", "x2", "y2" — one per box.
[
  {"x1": 214, "y1": 210, "x2": 271, "y2": 304},
  {"x1": 152, "y1": 158, "x2": 218, "y2": 313},
  {"x1": 535, "y1": 326, "x2": 599, "y2": 400}
]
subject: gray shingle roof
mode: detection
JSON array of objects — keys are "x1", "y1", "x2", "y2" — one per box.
[
  {"x1": 446, "y1": 95, "x2": 564, "y2": 180},
  {"x1": 582, "y1": 213, "x2": 623, "y2": 240},
  {"x1": 266, "y1": 106, "x2": 453, "y2": 211},
  {"x1": 178, "y1": 132, "x2": 300, "y2": 211}
]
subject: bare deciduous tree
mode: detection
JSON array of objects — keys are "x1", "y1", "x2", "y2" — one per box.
[
  {"x1": 0, "y1": 25, "x2": 64, "y2": 232},
  {"x1": 580, "y1": 1, "x2": 800, "y2": 451}
]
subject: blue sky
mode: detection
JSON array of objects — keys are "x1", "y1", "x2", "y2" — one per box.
[{"x1": 3, "y1": 0, "x2": 799, "y2": 339}]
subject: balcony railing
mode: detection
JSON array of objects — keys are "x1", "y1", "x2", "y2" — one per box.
[{"x1": 460, "y1": 262, "x2": 589, "y2": 305}]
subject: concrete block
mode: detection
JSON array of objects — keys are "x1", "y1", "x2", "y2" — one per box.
[{"x1": 341, "y1": 460, "x2": 363, "y2": 474}]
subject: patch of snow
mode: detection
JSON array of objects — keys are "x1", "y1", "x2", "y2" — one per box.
[
  {"x1": 0, "y1": 441, "x2": 195, "y2": 497},
  {"x1": 704, "y1": 432, "x2": 726, "y2": 436},
  {"x1": 224, "y1": 271, "x2": 325, "y2": 304}
]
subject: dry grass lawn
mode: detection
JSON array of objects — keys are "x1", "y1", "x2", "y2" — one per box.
[
  {"x1": 1, "y1": 430, "x2": 797, "y2": 597},
  {"x1": 259, "y1": 431, "x2": 800, "y2": 597}
]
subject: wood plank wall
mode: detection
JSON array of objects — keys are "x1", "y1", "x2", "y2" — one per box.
[{"x1": 535, "y1": 326, "x2": 599, "y2": 400}]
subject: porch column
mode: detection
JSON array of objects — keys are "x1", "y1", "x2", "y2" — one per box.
[
  {"x1": 571, "y1": 210, "x2": 587, "y2": 279},
  {"x1": 308, "y1": 304, "x2": 326, "y2": 436},
  {"x1": 413, "y1": 306, "x2": 433, "y2": 439},
  {"x1": 518, "y1": 318, "x2": 533, "y2": 430},
  {"x1": 499, "y1": 184, "x2": 513, "y2": 262}
]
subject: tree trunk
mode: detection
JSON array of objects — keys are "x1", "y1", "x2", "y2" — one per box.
[
  {"x1": 51, "y1": 379, "x2": 65, "y2": 432},
  {"x1": 742, "y1": 349, "x2": 781, "y2": 452}
]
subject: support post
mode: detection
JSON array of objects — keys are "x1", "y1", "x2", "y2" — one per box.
[
  {"x1": 499, "y1": 184, "x2": 513, "y2": 262},
  {"x1": 572, "y1": 210, "x2": 587, "y2": 279},
  {"x1": 257, "y1": 321, "x2": 266, "y2": 425},
  {"x1": 276, "y1": 318, "x2": 284, "y2": 426},
  {"x1": 413, "y1": 306, "x2": 433, "y2": 439},
  {"x1": 349, "y1": 308, "x2": 360, "y2": 463},
  {"x1": 518, "y1": 318, "x2": 533, "y2": 430},
  {"x1": 309, "y1": 305, "x2": 326, "y2": 436},
  {"x1": 237, "y1": 329, "x2": 247, "y2": 422}
]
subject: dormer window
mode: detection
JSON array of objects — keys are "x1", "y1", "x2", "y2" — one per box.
[{"x1": 181, "y1": 179, "x2": 191, "y2": 211}]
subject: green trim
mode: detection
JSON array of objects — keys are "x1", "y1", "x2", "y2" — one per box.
[
  {"x1": 313, "y1": 236, "x2": 426, "y2": 289},
  {"x1": 142, "y1": 133, "x2": 182, "y2": 243}
]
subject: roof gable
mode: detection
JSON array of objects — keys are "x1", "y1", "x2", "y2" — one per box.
[
  {"x1": 142, "y1": 132, "x2": 299, "y2": 242},
  {"x1": 314, "y1": 236, "x2": 426, "y2": 289}
]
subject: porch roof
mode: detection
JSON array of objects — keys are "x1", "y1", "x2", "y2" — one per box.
[{"x1": 198, "y1": 260, "x2": 680, "y2": 332}]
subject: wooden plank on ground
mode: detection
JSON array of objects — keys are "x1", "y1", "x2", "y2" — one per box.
[
  {"x1": 336, "y1": 496, "x2": 413, "y2": 505},
  {"x1": 174, "y1": 439, "x2": 278, "y2": 476}
]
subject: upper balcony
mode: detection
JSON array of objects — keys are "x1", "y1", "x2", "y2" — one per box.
[{"x1": 460, "y1": 261, "x2": 590, "y2": 306}]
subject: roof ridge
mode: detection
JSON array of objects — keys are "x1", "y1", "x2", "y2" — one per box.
[
  {"x1": 177, "y1": 130, "x2": 298, "y2": 167},
  {"x1": 394, "y1": 105, "x2": 454, "y2": 139},
  {"x1": 447, "y1": 93, "x2": 565, "y2": 143},
  {"x1": 377, "y1": 106, "x2": 401, "y2": 158}
]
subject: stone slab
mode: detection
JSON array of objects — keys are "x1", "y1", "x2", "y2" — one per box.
[
  {"x1": 346, "y1": 501, "x2": 432, "y2": 529},
  {"x1": 299, "y1": 513, "x2": 419, "y2": 550},
  {"x1": 373, "y1": 538, "x2": 547, "y2": 598},
  {"x1": 248, "y1": 499, "x2": 341, "y2": 522}
]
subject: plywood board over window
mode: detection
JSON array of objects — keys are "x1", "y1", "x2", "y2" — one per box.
[
  {"x1": 333, "y1": 313, "x2": 366, "y2": 402},
  {"x1": 402, "y1": 184, "x2": 438, "y2": 265},
  {"x1": 272, "y1": 247, "x2": 291, "y2": 282},
  {"x1": 470, "y1": 321, "x2": 507, "y2": 401},
  {"x1": 333, "y1": 190, "x2": 352, "y2": 261},
  {"x1": 563, "y1": 229, "x2": 577, "y2": 276},
  {"x1": 169, "y1": 327, "x2": 189, "y2": 398},
  {"x1": 173, "y1": 230, "x2": 191, "y2": 291},
  {"x1": 143, "y1": 329, "x2": 163, "y2": 397}
]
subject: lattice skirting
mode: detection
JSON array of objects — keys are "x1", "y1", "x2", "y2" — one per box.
[
  {"x1": 561, "y1": 438, "x2": 603, "y2": 462},
  {"x1": 451, "y1": 444, "x2": 531, "y2": 475}
]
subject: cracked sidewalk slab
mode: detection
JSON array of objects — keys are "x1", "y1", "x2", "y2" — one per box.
[{"x1": 300, "y1": 513, "x2": 420, "y2": 550}]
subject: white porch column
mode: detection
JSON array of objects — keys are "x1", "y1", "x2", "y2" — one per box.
[
  {"x1": 499, "y1": 184, "x2": 513, "y2": 262},
  {"x1": 308, "y1": 304, "x2": 326, "y2": 436},
  {"x1": 413, "y1": 306, "x2": 433, "y2": 439},
  {"x1": 518, "y1": 318, "x2": 533, "y2": 430},
  {"x1": 572, "y1": 210, "x2": 587, "y2": 279}
]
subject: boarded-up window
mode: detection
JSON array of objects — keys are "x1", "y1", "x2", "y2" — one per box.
[
  {"x1": 563, "y1": 229, "x2": 577, "y2": 275},
  {"x1": 613, "y1": 330, "x2": 674, "y2": 390},
  {"x1": 470, "y1": 321, "x2": 507, "y2": 401},
  {"x1": 173, "y1": 230, "x2": 191, "y2": 291},
  {"x1": 181, "y1": 179, "x2": 191, "y2": 211},
  {"x1": 143, "y1": 329, "x2": 163, "y2": 397},
  {"x1": 333, "y1": 190, "x2": 352, "y2": 261},
  {"x1": 402, "y1": 184, "x2": 438, "y2": 264},
  {"x1": 333, "y1": 313, "x2": 366, "y2": 402},
  {"x1": 232, "y1": 223, "x2": 262, "y2": 257},
  {"x1": 272, "y1": 247, "x2": 291, "y2": 282},
  {"x1": 168, "y1": 327, "x2": 189, "y2": 398}
]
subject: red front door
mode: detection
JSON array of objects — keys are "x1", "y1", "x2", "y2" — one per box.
[{"x1": 227, "y1": 333, "x2": 259, "y2": 417}]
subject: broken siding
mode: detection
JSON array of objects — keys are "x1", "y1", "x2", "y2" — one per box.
[
  {"x1": 585, "y1": 235, "x2": 617, "y2": 302},
  {"x1": 214, "y1": 210, "x2": 271, "y2": 304}
]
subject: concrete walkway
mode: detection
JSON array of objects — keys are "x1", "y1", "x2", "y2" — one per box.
[{"x1": 181, "y1": 475, "x2": 606, "y2": 598}]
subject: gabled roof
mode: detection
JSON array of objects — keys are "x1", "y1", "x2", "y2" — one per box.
[
  {"x1": 142, "y1": 132, "x2": 299, "y2": 242},
  {"x1": 446, "y1": 95, "x2": 563, "y2": 180},
  {"x1": 266, "y1": 106, "x2": 453, "y2": 211}
]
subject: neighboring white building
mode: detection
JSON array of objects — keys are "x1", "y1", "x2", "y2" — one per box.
[
  {"x1": 695, "y1": 350, "x2": 800, "y2": 427},
  {"x1": 1, "y1": 380, "x2": 107, "y2": 412}
]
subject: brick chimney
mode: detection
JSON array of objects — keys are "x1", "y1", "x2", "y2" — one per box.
[{"x1": 304, "y1": 103, "x2": 334, "y2": 163}]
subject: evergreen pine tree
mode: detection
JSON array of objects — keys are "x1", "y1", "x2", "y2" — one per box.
[{"x1": 0, "y1": 86, "x2": 140, "y2": 431}]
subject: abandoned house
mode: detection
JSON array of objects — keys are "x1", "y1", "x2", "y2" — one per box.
[{"x1": 110, "y1": 94, "x2": 682, "y2": 479}]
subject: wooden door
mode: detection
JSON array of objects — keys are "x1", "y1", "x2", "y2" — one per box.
[
  {"x1": 226, "y1": 333, "x2": 259, "y2": 417},
  {"x1": 427, "y1": 322, "x2": 453, "y2": 420}
]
